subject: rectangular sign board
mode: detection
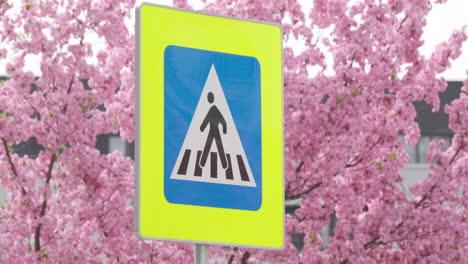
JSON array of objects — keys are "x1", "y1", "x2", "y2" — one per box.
[{"x1": 135, "y1": 3, "x2": 284, "y2": 249}]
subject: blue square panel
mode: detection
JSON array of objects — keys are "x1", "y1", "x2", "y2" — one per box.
[{"x1": 164, "y1": 45, "x2": 262, "y2": 211}]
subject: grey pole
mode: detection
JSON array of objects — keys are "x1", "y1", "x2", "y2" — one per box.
[{"x1": 194, "y1": 244, "x2": 209, "y2": 264}]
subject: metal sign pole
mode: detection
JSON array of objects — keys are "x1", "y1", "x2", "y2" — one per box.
[{"x1": 194, "y1": 244, "x2": 209, "y2": 264}]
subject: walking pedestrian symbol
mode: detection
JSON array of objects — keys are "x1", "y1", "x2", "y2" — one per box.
[
  {"x1": 164, "y1": 45, "x2": 262, "y2": 210},
  {"x1": 200, "y1": 92, "x2": 227, "y2": 170}
]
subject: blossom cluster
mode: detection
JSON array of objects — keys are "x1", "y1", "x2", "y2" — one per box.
[{"x1": 0, "y1": 0, "x2": 465, "y2": 263}]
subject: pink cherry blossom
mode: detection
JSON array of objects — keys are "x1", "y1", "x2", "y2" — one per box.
[{"x1": 0, "y1": 0, "x2": 466, "y2": 263}]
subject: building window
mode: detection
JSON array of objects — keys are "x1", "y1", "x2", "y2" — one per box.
[{"x1": 95, "y1": 134, "x2": 134, "y2": 159}]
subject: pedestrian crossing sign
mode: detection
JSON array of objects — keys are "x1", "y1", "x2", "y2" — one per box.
[{"x1": 136, "y1": 4, "x2": 283, "y2": 249}]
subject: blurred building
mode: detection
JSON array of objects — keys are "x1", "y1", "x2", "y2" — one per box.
[{"x1": 400, "y1": 81, "x2": 462, "y2": 189}]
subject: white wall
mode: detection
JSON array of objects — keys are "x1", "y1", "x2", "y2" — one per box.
[
  {"x1": 400, "y1": 165, "x2": 430, "y2": 186},
  {"x1": 400, "y1": 164, "x2": 430, "y2": 198},
  {"x1": 0, "y1": 186, "x2": 6, "y2": 204}
]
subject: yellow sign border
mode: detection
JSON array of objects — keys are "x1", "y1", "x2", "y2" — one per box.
[{"x1": 136, "y1": 3, "x2": 284, "y2": 249}]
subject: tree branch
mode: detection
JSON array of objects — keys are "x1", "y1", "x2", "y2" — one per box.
[
  {"x1": 415, "y1": 185, "x2": 436, "y2": 209},
  {"x1": 34, "y1": 77, "x2": 74, "y2": 253},
  {"x1": 397, "y1": 15, "x2": 408, "y2": 32},
  {"x1": 345, "y1": 157, "x2": 363, "y2": 168},
  {"x1": 449, "y1": 143, "x2": 464, "y2": 165},
  {"x1": 345, "y1": 138, "x2": 382, "y2": 169},
  {"x1": 227, "y1": 254, "x2": 235, "y2": 264},
  {"x1": 241, "y1": 251, "x2": 251, "y2": 264},
  {"x1": 2, "y1": 138, "x2": 26, "y2": 195},
  {"x1": 286, "y1": 182, "x2": 322, "y2": 200},
  {"x1": 295, "y1": 161, "x2": 304, "y2": 173},
  {"x1": 227, "y1": 247, "x2": 238, "y2": 264},
  {"x1": 364, "y1": 184, "x2": 437, "y2": 250},
  {"x1": 34, "y1": 153, "x2": 56, "y2": 252},
  {"x1": 364, "y1": 236, "x2": 381, "y2": 249},
  {"x1": 2, "y1": 138, "x2": 18, "y2": 177},
  {"x1": 62, "y1": 79, "x2": 75, "y2": 113}
]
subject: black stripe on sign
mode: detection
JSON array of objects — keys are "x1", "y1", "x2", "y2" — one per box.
[
  {"x1": 177, "y1": 149, "x2": 191, "y2": 175},
  {"x1": 210, "y1": 152, "x2": 217, "y2": 178},
  {"x1": 194, "y1": 151, "x2": 202, "y2": 177},
  {"x1": 236, "y1": 155, "x2": 250, "y2": 182},
  {"x1": 225, "y1": 154, "x2": 233, "y2": 180}
]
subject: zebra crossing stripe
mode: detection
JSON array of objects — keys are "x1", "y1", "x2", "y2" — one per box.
[
  {"x1": 174, "y1": 149, "x2": 253, "y2": 185},
  {"x1": 236, "y1": 155, "x2": 249, "y2": 182},
  {"x1": 194, "y1": 151, "x2": 202, "y2": 177},
  {"x1": 210, "y1": 152, "x2": 217, "y2": 178},
  {"x1": 177, "y1": 149, "x2": 191, "y2": 175},
  {"x1": 226, "y1": 154, "x2": 233, "y2": 180}
]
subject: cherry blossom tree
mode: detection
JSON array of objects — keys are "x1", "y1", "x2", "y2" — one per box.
[
  {"x1": 0, "y1": 0, "x2": 466, "y2": 263},
  {"x1": 0, "y1": 0, "x2": 188, "y2": 262}
]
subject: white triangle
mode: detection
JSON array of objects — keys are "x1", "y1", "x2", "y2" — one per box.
[{"x1": 170, "y1": 65, "x2": 256, "y2": 187}]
